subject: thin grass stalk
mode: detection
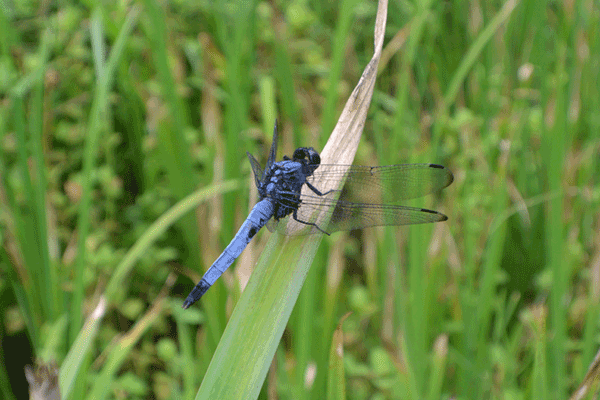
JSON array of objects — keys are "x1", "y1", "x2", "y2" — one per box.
[
  {"x1": 457, "y1": 190, "x2": 480, "y2": 394},
  {"x1": 0, "y1": 111, "x2": 21, "y2": 400},
  {"x1": 391, "y1": 3, "x2": 432, "y2": 154},
  {"x1": 531, "y1": 306, "x2": 549, "y2": 399},
  {"x1": 325, "y1": 315, "x2": 348, "y2": 400},
  {"x1": 176, "y1": 315, "x2": 197, "y2": 400},
  {"x1": 11, "y1": 96, "x2": 48, "y2": 323},
  {"x1": 407, "y1": 222, "x2": 427, "y2": 392},
  {"x1": 319, "y1": 236, "x2": 345, "y2": 390},
  {"x1": 0, "y1": 179, "x2": 40, "y2": 349},
  {"x1": 259, "y1": 76, "x2": 277, "y2": 139},
  {"x1": 473, "y1": 152, "x2": 510, "y2": 396},
  {"x1": 582, "y1": 276, "x2": 600, "y2": 378},
  {"x1": 321, "y1": 0, "x2": 361, "y2": 138},
  {"x1": 398, "y1": 331, "x2": 420, "y2": 399},
  {"x1": 28, "y1": 41, "x2": 57, "y2": 320},
  {"x1": 545, "y1": 44, "x2": 569, "y2": 397},
  {"x1": 426, "y1": 335, "x2": 448, "y2": 400},
  {"x1": 0, "y1": 7, "x2": 15, "y2": 56},
  {"x1": 59, "y1": 298, "x2": 105, "y2": 400},
  {"x1": 273, "y1": 39, "x2": 301, "y2": 131},
  {"x1": 293, "y1": 247, "x2": 320, "y2": 400}
]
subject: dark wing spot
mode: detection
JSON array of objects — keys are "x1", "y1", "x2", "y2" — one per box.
[
  {"x1": 421, "y1": 208, "x2": 448, "y2": 221},
  {"x1": 429, "y1": 164, "x2": 444, "y2": 169}
]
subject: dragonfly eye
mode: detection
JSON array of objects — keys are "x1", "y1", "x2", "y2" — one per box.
[
  {"x1": 307, "y1": 150, "x2": 320, "y2": 166},
  {"x1": 292, "y1": 148, "x2": 307, "y2": 160}
]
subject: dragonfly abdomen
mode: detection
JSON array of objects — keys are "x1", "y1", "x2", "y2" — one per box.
[{"x1": 182, "y1": 200, "x2": 275, "y2": 308}]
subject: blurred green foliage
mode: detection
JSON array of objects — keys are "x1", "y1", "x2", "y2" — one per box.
[{"x1": 0, "y1": 0, "x2": 599, "y2": 399}]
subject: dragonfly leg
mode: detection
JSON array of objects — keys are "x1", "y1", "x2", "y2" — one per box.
[
  {"x1": 292, "y1": 209, "x2": 330, "y2": 236},
  {"x1": 305, "y1": 181, "x2": 336, "y2": 196}
]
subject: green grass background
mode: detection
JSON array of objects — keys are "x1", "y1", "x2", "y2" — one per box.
[{"x1": 1, "y1": 0, "x2": 600, "y2": 399}]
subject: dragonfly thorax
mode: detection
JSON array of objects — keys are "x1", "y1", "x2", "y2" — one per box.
[{"x1": 260, "y1": 146, "x2": 321, "y2": 221}]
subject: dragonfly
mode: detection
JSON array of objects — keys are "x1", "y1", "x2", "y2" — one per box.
[{"x1": 182, "y1": 122, "x2": 453, "y2": 308}]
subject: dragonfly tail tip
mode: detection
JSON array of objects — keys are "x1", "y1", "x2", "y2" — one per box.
[{"x1": 182, "y1": 297, "x2": 196, "y2": 309}]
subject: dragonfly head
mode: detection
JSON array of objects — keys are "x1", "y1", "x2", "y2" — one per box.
[{"x1": 292, "y1": 147, "x2": 321, "y2": 176}]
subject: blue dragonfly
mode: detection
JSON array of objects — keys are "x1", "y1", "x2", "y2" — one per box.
[{"x1": 182, "y1": 122, "x2": 453, "y2": 308}]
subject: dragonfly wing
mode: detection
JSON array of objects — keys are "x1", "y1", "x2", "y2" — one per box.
[
  {"x1": 293, "y1": 195, "x2": 447, "y2": 234},
  {"x1": 260, "y1": 163, "x2": 453, "y2": 236},
  {"x1": 323, "y1": 200, "x2": 447, "y2": 232},
  {"x1": 247, "y1": 121, "x2": 281, "y2": 190},
  {"x1": 308, "y1": 163, "x2": 453, "y2": 203},
  {"x1": 269, "y1": 196, "x2": 447, "y2": 236},
  {"x1": 266, "y1": 120, "x2": 279, "y2": 170},
  {"x1": 247, "y1": 152, "x2": 264, "y2": 189}
]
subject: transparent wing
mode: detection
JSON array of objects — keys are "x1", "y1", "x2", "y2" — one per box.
[
  {"x1": 247, "y1": 152, "x2": 264, "y2": 189},
  {"x1": 247, "y1": 121, "x2": 281, "y2": 191},
  {"x1": 266, "y1": 120, "x2": 279, "y2": 171},
  {"x1": 266, "y1": 163, "x2": 453, "y2": 235},
  {"x1": 270, "y1": 193, "x2": 448, "y2": 235},
  {"x1": 307, "y1": 163, "x2": 454, "y2": 203}
]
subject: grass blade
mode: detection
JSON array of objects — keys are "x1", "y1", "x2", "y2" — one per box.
[{"x1": 326, "y1": 314, "x2": 350, "y2": 400}]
